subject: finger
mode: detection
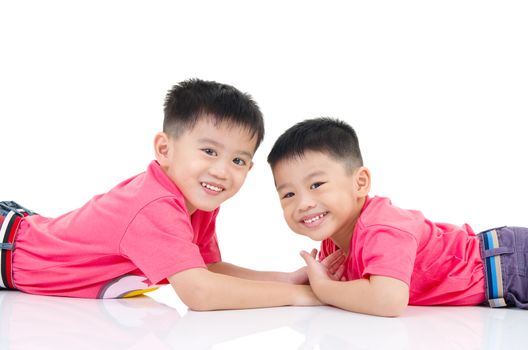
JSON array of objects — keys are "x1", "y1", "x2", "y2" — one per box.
[
  {"x1": 320, "y1": 251, "x2": 335, "y2": 265},
  {"x1": 325, "y1": 253, "x2": 346, "y2": 271},
  {"x1": 321, "y1": 249, "x2": 344, "y2": 265},
  {"x1": 329, "y1": 254, "x2": 346, "y2": 269},
  {"x1": 329, "y1": 264, "x2": 342, "y2": 280},
  {"x1": 328, "y1": 260, "x2": 343, "y2": 274},
  {"x1": 310, "y1": 248, "x2": 318, "y2": 259},
  {"x1": 300, "y1": 250, "x2": 316, "y2": 266},
  {"x1": 326, "y1": 249, "x2": 343, "y2": 260},
  {"x1": 334, "y1": 264, "x2": 346, "y2": 279},
  {"x1": 328, "y1": 261, "x2": 346, "y2": 279},
  {"x1": 327, "y1": 259, "x2": 338, "y2": 274}
]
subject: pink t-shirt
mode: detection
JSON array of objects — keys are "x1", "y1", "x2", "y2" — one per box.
[
  {"x1": 12, "y1": 161, "x2": 221, "y2": 298},
  {"x1": 320, "y1": 196, "x2": 486, "y2": 306}
]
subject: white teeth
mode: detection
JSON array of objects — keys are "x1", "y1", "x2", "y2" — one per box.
[
  {"x1": 304, "y1": 213, "x2": 326, "y2": 224},
  {"x1": 201, "y1": 182, "x2": 223, "y2": 192}
]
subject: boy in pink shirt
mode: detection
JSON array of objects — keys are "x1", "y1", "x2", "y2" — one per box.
[
  {"x1": 0, "y1": 79, "x2": 338, "y2": 310},
  {"x1": 267, "y1": 117, "x2": 528, "y2": 317}
]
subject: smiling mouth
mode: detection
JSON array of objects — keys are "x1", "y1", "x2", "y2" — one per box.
[
  {"x1": 201, "y1": 182, "x2": 224, "y2": 193},
  {"x1": 301, "y1": 211, "x2": 328, "y2": 224}
]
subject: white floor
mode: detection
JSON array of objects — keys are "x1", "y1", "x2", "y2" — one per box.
[{"x1": 1, "y1": 286, "x2": 527, "y2": 350}]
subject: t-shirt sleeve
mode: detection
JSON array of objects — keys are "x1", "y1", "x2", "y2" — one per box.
[
  {"x1": 359, "y1": 226, "x2": 418, "y2": 286},
  {"x1": 119, "y1": 197, "x2": 207, "y2": 285}
]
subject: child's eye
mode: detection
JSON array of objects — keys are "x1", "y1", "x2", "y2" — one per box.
[
  {"x1": 310, "y1": 182, "x2": 324, "y2": 190},
  {"x1": 233, "y1": 157, "x2": 246, "y2": 166},
  {"x1": 282, "y1": 192, "x2": 295, "y2": 199},
  {"x1": 202, "y1": 148, "x2": 217, "y2": 156}
]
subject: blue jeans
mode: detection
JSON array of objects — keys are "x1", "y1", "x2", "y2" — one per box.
[{"x1": 478, "y1": 226, "x2": 528, "y2": 308}]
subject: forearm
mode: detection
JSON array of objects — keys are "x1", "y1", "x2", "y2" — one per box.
[
  {"x1": 169, "y1": 268, "x2": 320, "y2": 311},
  {"x1": 311, "y1": 277, "x2": 408, "y2": 317},
  {"x1": 199, "y1": 273, "x2": 315, "y2": 310},
  {"x1": 208, "y1": 261, "x2": 292, "y2": 282}
]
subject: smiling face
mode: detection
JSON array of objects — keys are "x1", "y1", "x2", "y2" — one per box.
[
  {"x1": 155, "y1": 117, "x2": 257, "y2": 214},
  {"x1": 272, "y1": 151, "x2": 371, "y2": 250}
]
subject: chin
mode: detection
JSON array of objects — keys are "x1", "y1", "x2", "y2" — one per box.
[
  {"x1": 189, "y1": 199, "x2": 220, "y2": 213},
  {"x1": 295, "y1": 229, "x2": 328, "y2": 242},
  {"x1": 310, "y1": 235, "x2": 329, "y2": 242},
  {"x1": 198, "y1": 204, "x2": 220, "y2": 212},
  {"x1": 308, "y1": 230, "x2": 333, "y2": 242}
]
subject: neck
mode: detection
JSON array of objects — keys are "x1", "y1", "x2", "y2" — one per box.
[
  {"x1": 330, "y1": 196, "x2": 366, "y2": 255},
  {"x1": 185, "y1": 200, "x2": 196, "y2": 216}
]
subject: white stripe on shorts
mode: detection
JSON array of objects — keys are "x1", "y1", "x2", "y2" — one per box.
[{"x1": 0, "y1": 211, "x2": 16, "y2": 289}]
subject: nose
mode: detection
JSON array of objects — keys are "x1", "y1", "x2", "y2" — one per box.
[
  {"x1": 297, "y1": 192, "x2": 316, "y2": 213},
  {"x1": 208, "y1": 159, "x2": 228, "y2": 180}
]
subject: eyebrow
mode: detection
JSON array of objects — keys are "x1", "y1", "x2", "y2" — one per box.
[
  {"x1": 198, "y1": 138, "x2": 254, "y2": 158},
  {"x1": 276, "y1": 170, "x2": 327, "y2": 192}
]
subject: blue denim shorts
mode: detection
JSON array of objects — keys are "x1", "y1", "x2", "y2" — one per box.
[{"x1": 478, "y1": 226, "x2": 528, "y2": 308}]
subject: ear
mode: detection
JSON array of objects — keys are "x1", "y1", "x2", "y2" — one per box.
[
  {"x1": 154, "y1": 132, "x2": 171, "y2": 166},
  {"x1": 354, "y1": 167, "x2": 371, "y2": 197}
]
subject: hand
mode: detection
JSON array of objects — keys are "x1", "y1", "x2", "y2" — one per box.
[
  {"x1": 288, "y1": 248, "x2": 317, "y2": 284},
  {"x1": 300, "y1": 249, "x2": 346, "y2": 287},
  {"x1": 289, "y1": 249, "x2": 346, "y2": 284},
  {"x1": 288, "y1": 266, "x2": 309, "y2": 285},
  {"x1": 320, "y1": 249, "x2": 346, "y2": 281}
]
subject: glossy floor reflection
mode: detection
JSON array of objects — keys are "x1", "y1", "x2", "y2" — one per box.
[{"x1": 1, "y1": 286, "x2": 528, "y2": 349}]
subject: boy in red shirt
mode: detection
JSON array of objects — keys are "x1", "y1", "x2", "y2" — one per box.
[
  {"x1": 0, "y1": 79, "x2": 341, "y2": 309},
  {"x1": 267, "y1": 117, "x2": 528, "y2": 316}
]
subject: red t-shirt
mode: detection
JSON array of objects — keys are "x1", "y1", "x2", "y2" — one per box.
[
  {"x1": 13, "y1": 161, "x2": 221, "y2": 298},
  {"x1": 320, "y1": 196, "x2": 486, "y2": 306}
]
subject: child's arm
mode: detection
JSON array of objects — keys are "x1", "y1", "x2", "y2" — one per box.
[
  {"x1": 168, "y1": 267, "x2": 322, "y2": 311},
  {"x1": 300, "y1": 251, "x2": 409, "y2": 317},
  {"x1": 207, "y1": 249, "x2": 345, "y2": 284},
  {"x1": 208, "y1": 262, "x2": 305, "y2": 283}
]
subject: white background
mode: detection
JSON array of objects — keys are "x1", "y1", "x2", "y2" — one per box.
[{"x1": 1, "y1": 0, "x2": 527, "y2": 273}]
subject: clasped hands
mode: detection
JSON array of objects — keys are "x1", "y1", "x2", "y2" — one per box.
[{"x1": 289, "y1": 249, "x2": 346, "y2": 285}]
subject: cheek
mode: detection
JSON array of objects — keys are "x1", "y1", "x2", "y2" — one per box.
[
  {"x1": 230, "y1": 170, "x2": 250, "y2": 189},
  {"x1": 282, "y1": 205, "x2": 296, "y2": 224},
  {"x1": 284, "y1": 215, "x2": 299, "y2": 233},
  {"x1": 280, "y1": 199, "x2": 294, "y2": 212}
]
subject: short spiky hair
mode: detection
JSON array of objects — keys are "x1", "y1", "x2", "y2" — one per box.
[
  {"x1": 267, "y1": 117, "x2": 363, "y2": 171},
  {"x1": 163, "y1": 78, "x2": 265, "y2": 150}
]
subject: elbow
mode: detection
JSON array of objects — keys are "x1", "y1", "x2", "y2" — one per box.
[
  {"x1": 377, "y1": 300, "x2": 407, "y2": 317},
  {"x1": 169, "y1": 268, "x2": 220, "y2": 311},
  {"x1": 368, "y1": 277, "x2": 409, "y2": 317},
  {"x1": 176, "y1": 282, "x2": 215, "y2": 311},
  {"x1": 185, "y1": 297, "x2": 210, "y2": 312},
  {"x1": 375, "y1": 292, "x2": 409, "y2": 317}
]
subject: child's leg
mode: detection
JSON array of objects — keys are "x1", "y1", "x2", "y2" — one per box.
[
  {"x1": 0, "y1": 201, "x2": 35, "y2": 290},
  {"x1": 478, "y1": 226, "x2": 528, "y2": 309},
  {"x1": 0, "y1": 201, "x2": 36, "y2": 216}
]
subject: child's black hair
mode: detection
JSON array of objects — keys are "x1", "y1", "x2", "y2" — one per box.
[
  {"x1": 267, "y1": 117, "x2": 363, "y2": 172},
  {"x1": 163, "y1": 78, "x2": 265, "y2": 150}
]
